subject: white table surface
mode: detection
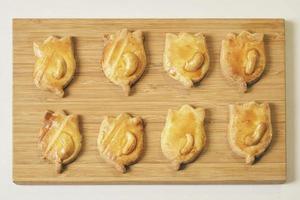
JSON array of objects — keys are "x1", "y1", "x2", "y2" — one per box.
[{"x1": 1, "y1": 0, "x2": 299, "y2": 199}]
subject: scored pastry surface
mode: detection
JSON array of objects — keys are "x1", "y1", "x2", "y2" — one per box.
[
  {"x1": 33, "y1": 36, "x2": 76, "y2": 97},
  {"x1": 228, "y1": 101, "x2": 272, "y2": 164},
  {"x1": 101, "y1": 29, "x2": 147, "y2": 95},
  {"x1": 161, "y1": 104, "x2": 206, "y2": 170},
  {"x1": 38, "y1": 110, "x2": 82, "y2": 173},
  {"x1": 97, "y1": 113, "x2": 144, "y2": 173},
  {"x1": 163, "y1": 32, "x2": 210, "y2": 87},
  {"x1": 220, "y1": 31, "x2": 266, "y2": 92}
]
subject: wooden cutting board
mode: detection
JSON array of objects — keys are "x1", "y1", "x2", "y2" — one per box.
[{"x1": 13, "y1": 19, "x2": 286, "y2": 184}]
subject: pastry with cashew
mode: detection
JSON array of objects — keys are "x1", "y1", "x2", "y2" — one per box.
[
  {"x1": 97, "y1": 113, "x2": 144, "y2": 173},
  {"x1": 228, "y1": 101, "x2": 272, "y2": 164},
  {"x1": 38, "y1": 110, "x2": 82, "y2": 173},
  {"x1": 163, "y1": 32, "x2": 210, "y2": 87},
  {"x1": 220, "y1": 31, "x2": 266, "y2": 92},
  {"x1": 33, "y1": 36, "x2": 76, "y2": 97},
  {"x1": 161, "y1": 105, "x2": 206, "y2": 170},
  {"x1": 101, "y1": 29, "x2": 147, "y2": 95}
]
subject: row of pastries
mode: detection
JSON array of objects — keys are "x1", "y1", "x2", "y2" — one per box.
[
  {"x1": 33, "y1": 29, "x2": 265, "y2": 96},
  {"x1": 39, "y1": 101, "x2": 272, "y2": 173},
  {"x1": 34, "y1": 29, "x2": 271, "y2": 173}
]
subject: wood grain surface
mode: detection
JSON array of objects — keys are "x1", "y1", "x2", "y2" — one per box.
[{"x1": 13, "y1": 19, "x2": 286, "y2": 184}]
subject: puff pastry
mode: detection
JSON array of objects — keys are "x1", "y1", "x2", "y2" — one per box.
[
  {"x1": 101, "y1": 29, "x2": 147, "y2": 95},
  {"x1": 38, "y1": 110, "x2": 82, "y2": 173},
  {"x1": 228, "y1": 101, "x2": 272, "y2": 164},
  {"x1": 163, "y1": 32, "x2": 210, "y2": 87},
  {"x1": 97, "y1": 113, "x2": 144, "y2": 173},
  {"x1": 33, "y1": 36, "x2": 76, "y2": 97},
  {"x1": 220, "y1": 31, "x2": 266, "y2": 92},
  {"x1": 161, "y1": 105, "x2": 206, "y2": 170}
]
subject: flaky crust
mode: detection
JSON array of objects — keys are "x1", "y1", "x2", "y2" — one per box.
[
  {"x1": 33, "y1": 36, "x2": 76, "y2": 97},
  {"x1": 227, "y1": 101, "x2": 272, "y2": 164},
  {"x1": 163, "y1": 32, "x2": 210, "y2": 87},
  {"x1": 38, "y1": 110, "x2": 82, "y2": 173},
  {"x1": 220, "y1": 31, "x2": 265, "y2": 92},
  {"x1": 97, "y1": 113, "x2": 144, "y2": 173},
  {"x1": 100, "y1": 29, "x2": 147, "y2": 96},
  {"x1": 161, "y1": 104, "x2": 206, "y2": 170}
]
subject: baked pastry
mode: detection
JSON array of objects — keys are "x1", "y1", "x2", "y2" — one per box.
[
  {"x1": 220, "y1": 31, "x2": 265, "y2": 92},
  {"x1": 163, "y1": 32, "x2": 210, "y2": 87},
  {"x1": 228, "y1": 101, "x2": 272, "y2": 164},
  {"x1": 38, "y1": 110, "x2": 82, "y2": 173},
  {"x1": 97, "y1": 113, "x2": 144, "y2": 173},
  {"x1": 33, "y1": 36, "x2": 76, "y2": 97},
  {"x1": 101, "y1": 29, "x2": 147, "y2": 95},
  {"x1": 161, "y1": 104, "x2": 206, "y2": 170}
]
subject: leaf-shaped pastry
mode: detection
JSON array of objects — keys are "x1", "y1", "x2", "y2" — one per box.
[
  {"x1": 220, "y1": 31, "x2": 265, "y2": 92},
  {"x1": 97, "y1": 113, "x2": 144, "y2": 173},
  {"x1": 163, "y1": 32, "x2": 210, "y2": 87},
  {"x1": 100, "y1": 29, "x2": 147, "y2": 95},
  {"x1": 161, "y1": 105, "x2": 206, "y2": 170},
  {"x1": 38, "y1": 110, "x2": 82, "y2": 173},
  {"x1": 228, "y1": 101, "x2": 272, "y2": 164},
  {"x1": 33, "y1": 36, "x2": 76, "y2": 97}
]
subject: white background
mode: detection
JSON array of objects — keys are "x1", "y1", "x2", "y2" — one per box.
[{"x1": 0, "y1": 0, "x2": 299, "y2": 199}]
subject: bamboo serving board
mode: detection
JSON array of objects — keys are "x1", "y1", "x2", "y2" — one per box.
[{"x1": 13, "y1": 19, "x2": 286, "y2": 184}]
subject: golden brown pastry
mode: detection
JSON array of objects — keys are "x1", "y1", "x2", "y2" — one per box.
[
  {"x1": 97, "y1": 113, "x2": 144, "y2": 173},
  {"x1": 163, "y1": 32, "x2": 210, "y2": 87},
  {"x1": 38, "y1": 110, "x2": 82, "y2": 173},
  {"x1": 161, "y1": 104, "x2": 206, "y2": 170},
  {"x1": 101, "y1": 29, "x2": 147, "y2": 95},
  {"x1": 33, "y1": 36, "x2": 76, "y2": 97},
  {"x1": 228, "y1": 101, "x2": 272, "y2": 164},
  {"x1": 220, "y1": 31, "x2": 265, "y2": 92}
]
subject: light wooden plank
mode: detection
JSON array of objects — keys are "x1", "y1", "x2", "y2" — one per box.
[{"x1": 13, "y1": 19, "x2": 286, "y2": 184}]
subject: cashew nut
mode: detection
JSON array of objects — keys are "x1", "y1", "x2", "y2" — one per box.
[
  {"x1": 184, "y1": 52, "x2": 204, "y2": 72},
  {"x1": 53, "y1": 56, "x2": 67, "y2": 79},
  {"x1": 244, "y1": 122, "x2": 267, "y2": 146},
  {"x1": 245, "y1": 49, "x2": 258, "y2": 75},
  {"x1": 180, "y1": 133, "x2": 194, "y2": 155},
  {"x1": 122, "y1": 131, "x2": 137, "y2": 155},
  {"x1": 122, "y1": 52, "x2": 138, "y2": 77}
]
